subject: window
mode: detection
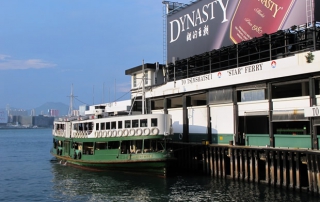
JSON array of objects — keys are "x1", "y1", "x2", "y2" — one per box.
[
  {"x1": 241, "y1": 89, "x2": 265, "y2": 102},
  {"x1": 133, "y1": 74, "x2": 137, "y2": 88},
  {"x1": 125, "y1": 120, "x2": 131, "y2": 128},
  {"x1": 272, "y1": 80, "x2": 309, "y2": 99},
  {"x1": 111, "y1": 121, "x2": 116, "y2": 129},
  {"x1": 108, "y1": 141, "x2": 120, "y2": 149},
  {"x1": 106, "y1": 122, "x2": 110, "y2": 130},
  {"x1": 151, "y1": 118, "x2": 158, "y2": 127},
  {"x1": 101, "y1": 122, "x2": 105, "y2": 130},
  {"x1": 73, "y1": 123, "x2": 78, "y2": 130},
  {"x1": 140, "y1": 119, "x2": 148, "y2": 127},
  {"x1": 209, "y1": 88, "x2": 233, "y2": 105},
  {"x1": 144, "y1": 70, "x2": 148, "y2": 85},
  {"x1": 118, "y1": 121, "x2": 123, "y2": 129},
  {"x1": 96, "y1": 123, "x2": 99, "y2": 130},
  {"x1": 96, "y1": 142, "x2": 107, "y2": 150},
  {"x1": 132, "y1": 119, "x2": 139, "y2": 128}
]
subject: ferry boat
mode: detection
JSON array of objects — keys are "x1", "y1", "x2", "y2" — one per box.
[
  {"x1": 51, "y1": 106, "x2": 174, "y2": 176},
  {"x1": 51, "y1": 64, "x2": 175, "y2": 176}
]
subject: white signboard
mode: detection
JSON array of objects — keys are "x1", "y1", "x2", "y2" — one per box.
[{"x1": 304, "y1": 106, "x2": 320, "y2": 117}]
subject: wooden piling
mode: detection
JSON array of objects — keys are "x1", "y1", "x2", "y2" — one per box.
[
  {"x1": 265, "y1": 151, "x2": 270, "y2": 184},
  {"x1": 308, "y1": 154, "x2": 314, "y2": 192},
  {"x1": 283, "y1": 152, "x2": 288, "y2": 187},
  {"x1": 244, "y1": 150, "x2": 248, "y2": 181},
  {"x1": 254, "y1": 150, "x2": 259, "y2": 183},
  {"x1": 249, "y1": 150, "x2": 254, "y2": 182},
  {"x1": 229, "y1": 148, "x2": 234, "y2": 178},
  {"x1": 217, "y1": 148, "x2": 221, "y2": 177},
  {"x1": 239, "y1": 149, "x2": 244, "y2": 180},
  {"x1": 234, "y1": 149, "x2": 239, "y2": 179},
  {"x1": 213, "y1": 147, "x2": 218, "y2": 177},
  {"x1": 270, "y1": 151, "x2": 275, "y2": 185},
  {"x1": 209, "y1": 147, "x2": 213, "y2": 177},
  {"x1": 276, "y1": 151, "x2": 281, "y2": 187},
  {"x1": 221, "y1": 148, "x2": 226, "y2": 177}
]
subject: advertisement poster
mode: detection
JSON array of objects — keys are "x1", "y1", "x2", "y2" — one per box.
[{"x1": 167, "y1": 0, "x2": 316, "y2": 63}]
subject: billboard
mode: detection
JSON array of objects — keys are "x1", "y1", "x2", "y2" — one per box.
[
  {"x1": 0, "y1": 109, "x2": 8, "y2": 124},
  {"x1": 167, "y1": 0, "x2": 316, "y2": 63}
]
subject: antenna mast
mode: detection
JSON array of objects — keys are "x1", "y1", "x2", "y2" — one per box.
[
  {"x1": 142, "y1": 60, "x2": 145, "y2": 115},
  {"x1": 68, "y1": 84, "x2": 77, "y2": 117}
]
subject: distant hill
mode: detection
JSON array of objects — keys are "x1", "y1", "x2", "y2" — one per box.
[{"x1": 31, "y1": 102, "x2": 71, "y2": 116}]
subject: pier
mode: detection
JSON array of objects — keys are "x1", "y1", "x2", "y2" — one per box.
[{"x1": 170, "y1": 142, "x2": 320, "y2": 193}]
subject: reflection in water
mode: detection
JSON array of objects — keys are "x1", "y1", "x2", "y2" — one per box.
[{"x1": 50, "y1": 161, "x2": 318, "y2": 202}]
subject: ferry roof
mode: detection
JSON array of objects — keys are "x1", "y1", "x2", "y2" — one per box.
[{"x1": 125, "y1": 63, "x2": 165, "y2": 75}]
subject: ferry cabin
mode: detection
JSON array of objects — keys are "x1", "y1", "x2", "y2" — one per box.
[{"x1": 126, "y1": 24, "x2": 320, "y2": 150}]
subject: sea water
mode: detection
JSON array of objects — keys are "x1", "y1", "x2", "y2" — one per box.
[{"x1": 0, "y1": 128, "x2": 318, "y2": 202}]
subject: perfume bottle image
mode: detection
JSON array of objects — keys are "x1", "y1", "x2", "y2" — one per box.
[{"x1": 230, "y1": 0, "x2": 296, "y2": 44}]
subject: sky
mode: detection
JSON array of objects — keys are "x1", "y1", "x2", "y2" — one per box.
[{"x1": 0, "y1": 0, "x2": 190, "y2": 110}]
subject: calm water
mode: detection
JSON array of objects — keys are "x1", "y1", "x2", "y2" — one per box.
[{"x1": 0, "y1": 128, "x2": 318, "y2": 202}]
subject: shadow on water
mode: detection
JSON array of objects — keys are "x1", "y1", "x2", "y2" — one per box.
[{"x1": 49, "y1": 159, "x2": 319, "y2": 202}]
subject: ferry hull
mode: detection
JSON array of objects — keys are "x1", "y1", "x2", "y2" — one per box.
[{"x1": 51, "y1": 150, "x2": 176, "y2": 176}]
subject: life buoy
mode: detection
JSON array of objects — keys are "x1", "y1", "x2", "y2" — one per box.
[
  {"x1": 135, "y1": 128, "x2": 142, "y2": 136},
  {"x1": 112, "y1": 130, "x2": 117, "y2": 137},
  {"x1": 77, "y1": 152, "x2": 82, "y2": 159},
  {"x1": 129, "y1": 129, "x2": 135, "y2": 136},
  {"x1": 151, "y1": 128, "x2": 159, "y2": 135},
  {"x1": 179, "y1": 133, "x2": 183, "y2": 140},
  {"x1": 117, "y1": 130, "x2": 122, "y2": 137},
  {"x1": 143, "y1": 128, "x2": 150, "y2": 136},
  {"x1": 73, "y1": 132, "x2": 77, "y2": 138},
  {"x1": 103, "y1": 131, "x2": 107, "y2": 138},
  {"x1": 107, "y1": 131, "x2": 112, "y2": 137},
  {"x1": 122, "y1": 129, "x2": 128, "y2": 137},
  {"x1": 95, "y1": 131, "x2": 98, "y2": 138}
]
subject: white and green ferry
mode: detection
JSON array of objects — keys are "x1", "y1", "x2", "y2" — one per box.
[{"x1": 51, "y1": 106, "x2": 175, "y2": 176}]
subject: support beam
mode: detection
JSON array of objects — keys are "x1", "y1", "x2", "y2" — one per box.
[
  {"x1": 309, "y1": 77, "x2": 318, "y2": 149},
  {"x1": 268, "y1": 83, "x2": 274, "y2": 147},
  {"x1": 182, "y1": 96, "x2": 190, "y2": 142},
  {"x1": 206, "y1": 91, "x2": 212, "y2": 143}
]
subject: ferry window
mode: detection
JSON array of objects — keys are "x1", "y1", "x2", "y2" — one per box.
[
  {"x1": 132, "y1": 119, "x2": 139, "y2": 128},
  {"x1": 73, "y1": 123, "x2": 78, "y2": 130},
  {"x1": 151, "y1": 118, "x2": 158, "y2": 127},
  {"x1": 106, "y1": 122, "x2": 110, "y2": 130},
  {"x1": 85, "y1": 122, "x2": 93, "y2": 131},
  {"x1": 79, "y1": 123, "x2": 83, "y2": 131},
  {"x1": 83, "y1": 142, "x2": 93, "y2": 155},
  {"x1": 96, "y1": 123, "x2": 99, "y2": 130},
  {"x1": 101, "y1": 122, "x2": 105, "y2": 130},
  {"x1": 108, "y1": 141, "x2": 120, "y2": 149},
  {"x1": 96, "y1": 142, "x2": 107, "y2": 150},
  {"x1": 125, "y1": 120, "x2": 131, "y2": 128},
  {"x1": 118, "y1": 121, "x2": 123, "y2": 129},
  {"x1": 111, "y1": 121, "x2": 116, "y2": 129},
  {"x1": 140, "y1": 119, "x2": 147, "y2": 127}
]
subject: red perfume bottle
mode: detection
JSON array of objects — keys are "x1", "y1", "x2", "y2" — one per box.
[{"x1": 230, "y1": 0, "x2": 296, "y2": 44}]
